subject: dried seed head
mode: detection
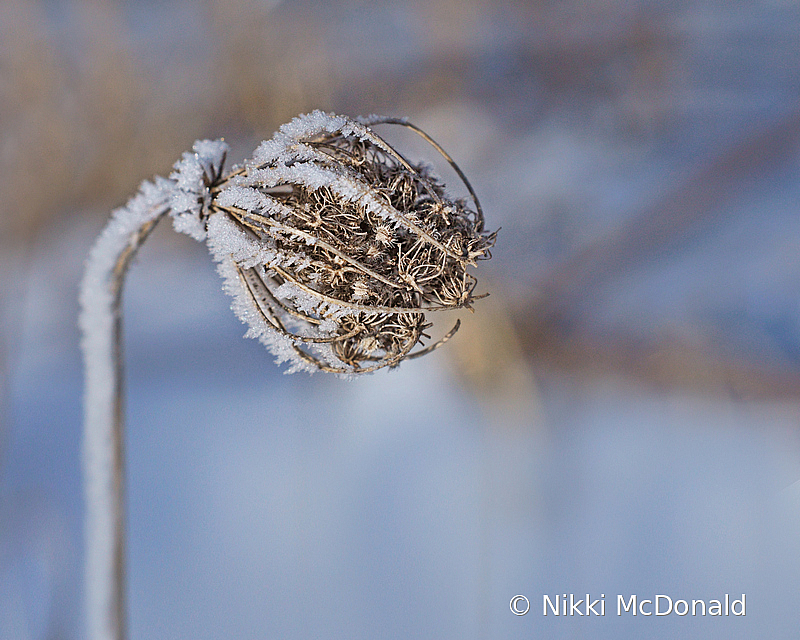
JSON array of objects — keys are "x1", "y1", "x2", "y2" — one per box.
[
  {"x1": 171, "y1": 110, "x2": 495, "y2": 375},
  {"x1": 374, "y1": 223, "x2": 394, "y2": 246}
]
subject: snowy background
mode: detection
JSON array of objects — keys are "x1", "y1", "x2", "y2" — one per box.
[{"x1": 3, "y1": 0, "x2": 800, "y2": 638}]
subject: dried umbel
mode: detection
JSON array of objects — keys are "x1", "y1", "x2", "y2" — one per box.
[
  {"x1": 169, "y1": 111, "x2": 495, "y2": 374},
  {"x1": 80, "y1": 111, "x2": 493, "y2": 640}
]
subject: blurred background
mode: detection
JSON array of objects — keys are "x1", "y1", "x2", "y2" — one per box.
[{"x1": 3, "y1": 0, "x2": 800, "y2": 638}]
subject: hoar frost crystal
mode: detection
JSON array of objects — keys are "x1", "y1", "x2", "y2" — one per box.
[{"x1": 166, "y1": 110, "x2": 495, "y2": 374}]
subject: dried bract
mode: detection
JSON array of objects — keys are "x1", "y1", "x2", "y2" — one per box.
[{"x1": 172, "y1": 111, "x2": 495, "y2": 374}]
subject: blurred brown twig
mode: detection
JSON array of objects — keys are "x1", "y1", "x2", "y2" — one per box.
[{"x1": 513, "y1": 110, "x2": 800, "y2": 398}]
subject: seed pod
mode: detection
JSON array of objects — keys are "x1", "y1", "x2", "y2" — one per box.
[{"x1": 171, "y1": 111, "x2": 496, "y2": 375}]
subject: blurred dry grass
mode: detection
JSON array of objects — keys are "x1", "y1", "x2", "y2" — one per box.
[
  {"x1": 1, "y1": 0, "x2": 173, "y2": 239},
  {"x1": 512, "y1": 109, "x2": 800, "y2": 399},
  {"x1": 0, "y1": 0, "x2": 308, "y2": 239},
  {"x1": 1, "y1": 0, "x2": 798, "y2": 403},
  {"x1": 0, "y1": 0, "x2": 675, "y2": 235}
]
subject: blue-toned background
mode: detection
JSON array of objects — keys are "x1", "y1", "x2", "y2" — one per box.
[{"x1": 3, "y1": 0, "x2": 800, "y2": 638}]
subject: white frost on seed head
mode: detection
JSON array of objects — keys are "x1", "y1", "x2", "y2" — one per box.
[
  {"x1": 169, "y1": 139, "x2": 229, "y2": 241},
  {"x1": 204, "y1": 212, "x2": 355, "y2": 374},
  {"x1": 205, "y1": 212, "x2": 282, "y2": 270},
  {"x1": 240, "y1": 161, "x2": 424, "y2": 236},
  {"x1": 212, "y1": 251, "x2": 317, "y2": 374},
  {"x1": 251, "y1": 110, "x2": 384, "y2": 167},
  {"x1": 215, "y1": 185, "x2": 271, "y2": 213}
]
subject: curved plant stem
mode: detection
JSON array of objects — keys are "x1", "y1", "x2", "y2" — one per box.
[{"x1": 80, "y1": 204, "x2": 168, "y2": 640}]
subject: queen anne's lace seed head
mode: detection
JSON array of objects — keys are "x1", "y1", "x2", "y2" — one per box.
[{"x1": 170, "y1": 110, "x2": 496, "y2": 375}]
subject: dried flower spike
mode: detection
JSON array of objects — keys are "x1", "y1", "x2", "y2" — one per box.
[{"x1": 80, "y1": 111, "x2": 494, "y2": 640}]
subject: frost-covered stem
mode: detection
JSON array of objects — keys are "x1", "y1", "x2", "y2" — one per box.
[{"x1": 80, "y1": 194, "x2": 169, "y2": 640}]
